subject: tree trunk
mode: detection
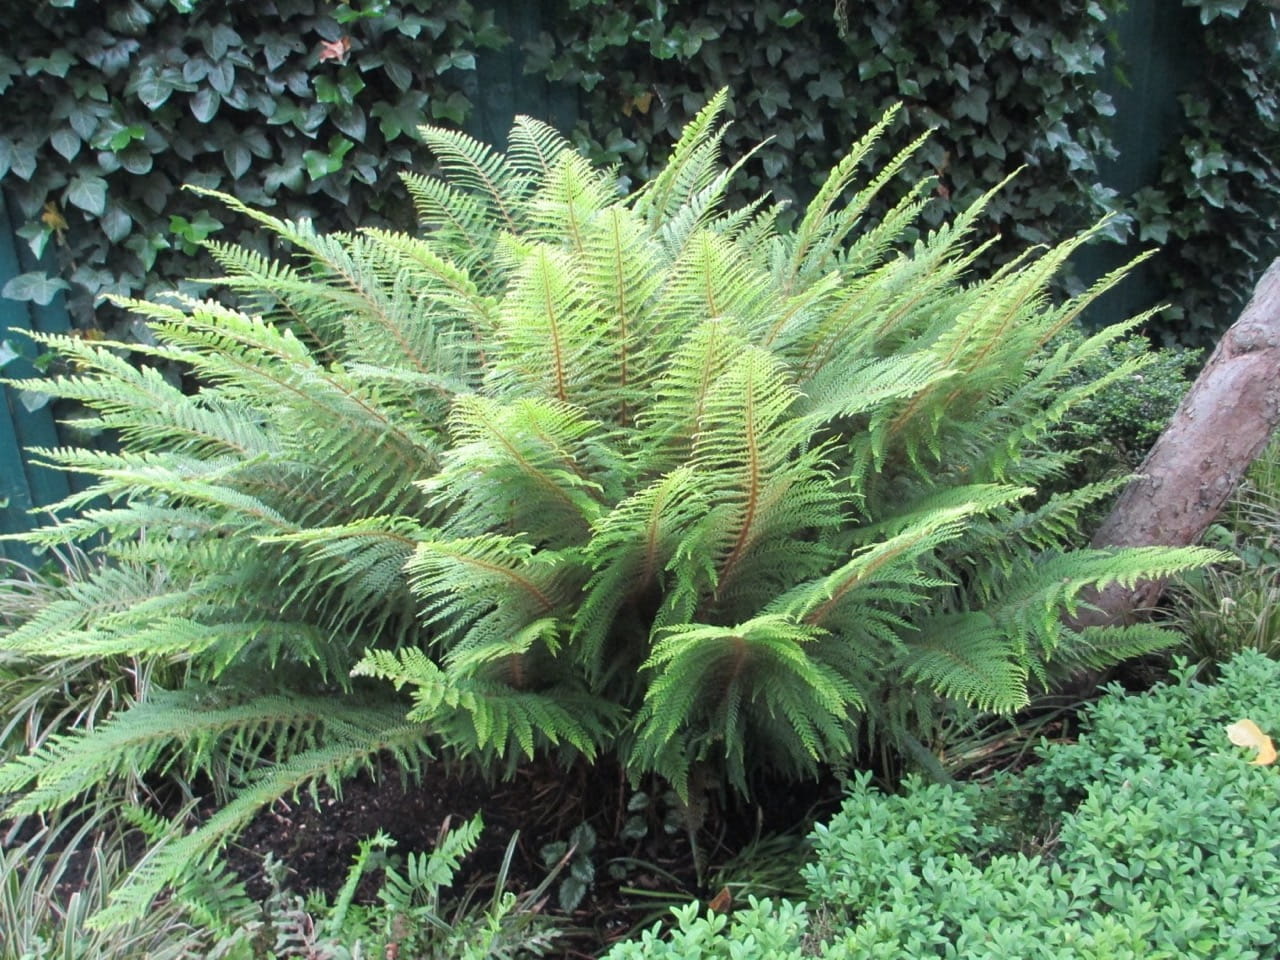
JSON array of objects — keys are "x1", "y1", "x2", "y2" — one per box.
[{"x1": 1077, "y1": 257, "x2": 1280, "y2": 627}]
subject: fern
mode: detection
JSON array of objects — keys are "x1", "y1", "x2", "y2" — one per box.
[{"x1": 0, "y1": 90, "x2": 1226, "y2": 928}]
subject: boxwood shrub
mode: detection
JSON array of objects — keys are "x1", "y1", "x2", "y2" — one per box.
[{"x1": 609, "y1": 650, "x2": 1280, "y2": 959}]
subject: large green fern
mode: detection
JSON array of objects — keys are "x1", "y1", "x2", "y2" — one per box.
[{"x1": 1, "y1": 89, "x2": 1222, "y2": 926}]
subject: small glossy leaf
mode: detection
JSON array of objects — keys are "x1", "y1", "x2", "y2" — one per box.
[
  {"x1": 2, "y1": 271, "x2": 70, "y2": 306},
  {"x1": 66, "y1": 174, "x2": 108, "y2": 215},
  {"x1": 50, "y1": 128, "x2": 81, "y2": 161},
  {"x1": 190, "y1": 88, "x2": 220, "y2": 123}
]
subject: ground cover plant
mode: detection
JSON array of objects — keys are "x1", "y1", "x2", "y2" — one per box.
[
  {"x1": 609, "y1": 649, "x2": 1280, "y2": 958},
  {"x1": 0, "y1": 90, "x2": 1222, "y2": 939},
  {"x1": 1170, "y1": 432, "x2": 1280, "y2": 667}
]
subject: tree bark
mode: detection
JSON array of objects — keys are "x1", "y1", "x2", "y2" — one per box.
[{"x1": 1076, "y1": 257, "x2": 1280, "y2": 627}]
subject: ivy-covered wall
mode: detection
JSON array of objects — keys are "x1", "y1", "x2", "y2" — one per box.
[
  {"x1": 0, "y1": 0, "x2": 509, "y2": 340},
  {"x1": 0, "y1": 0, "x2": 1276, "y2": 351}
]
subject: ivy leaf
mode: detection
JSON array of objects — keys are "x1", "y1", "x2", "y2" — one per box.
[
  {"x1": 68, "y1": 103, "x2": 102, "y2": 141},
  {"x1": 208, "y1": 62, "x2": 235, "y2": 95},
  {"x1": 26, "y1": 49, "x2": 75, "y2": 78},
  {"x1": 66, "y1": 174, "x2": 108, "y2": 215},
  {"x1": 190, "y1": 88, "x2": 220, "y2": 123},
  {"x1": 127, "y1": 71, "x2": 176, "y2": 109},
  {"x1": 371, "y1": 91, "x2": 429, "y2": 141},
  {"x1": 383, "y1": 57, "x2": 413, "y2": 91},
  {"x1": 206, "y1": 24, "x2": 243, "y2": 60},
  {"x1": 2, "y1": 271, "x2": 70, "y2": 306},
  {"x1": 430, "y1": 91, "x2": 470, "y2": 126},
  {"x1": 318, "y1": 37, "x2": 352, "y2": 64},
  {"x1": 50, "y1": 128, "x2": 81, "y2": 161},
  {"x1": 224, "y1": 141, "x2": 252, "y2": 179},
  {"x1": 0, "y1": 338, "x2": 19, "y2": 370},
  {"x1": 262, "y1": 37, "x2": 303, "y2": 72},
  {"x1": 100, "y1": 204, "x2": 133, "y2": 243},
  {"x1": 125, "y1": 231, "x2": 169, "y2": 272},
  {"x1": 10, "y1": 140, "x2": 39, "y2": 181},
  {"x1": 16, "y1": 222, "x2": 52, "y2": 260},
  {"x1": 332, "y1": 105, "x2": 367, "y2": 142},
  {"x1": 18, "y1": 389, "x2": 51, "y2": 414}
]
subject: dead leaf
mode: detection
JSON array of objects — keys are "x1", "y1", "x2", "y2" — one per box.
[
  {"x1": 707, "y1": 886, "x2": 732, "y2": 914},
  {"x1": 42, "y1": 202, "x2": 68, "y2": 234},
  {"x1": 318, "y1": 36, "x2": 351, "y2": 64},
  {"x1": 1226, "y1": 718, "x2": 1277, "y2": 765},
  {"x1": 622, "y1": 91, "x2": 654, "y2": 118}
]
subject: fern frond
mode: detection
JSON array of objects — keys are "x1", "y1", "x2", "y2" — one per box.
[
  {"x1": 577, "y1": 206, "x2": 667, "y2": 421},
  {"x1": 786, "y1": 104, "x2": 921, "y2": 282},
  {"x1": 898, "y1": 612, "x2": 1030, "y2": 712},
  {"x1": 657, "y1": 229, "x2": 778, "y2": 340},
  {"x1": 507, "y1": 114, "x2": 573, "y2": 178},
  {"x1": 689, "y1": 347, "x2": 842, "y2": 609},
  {"x1": 989, "y1": 546, "x2": 1232, "y2": 648},
  {"x1": 641, "y1": 318, "x2": 750, "y2": 467},
  {"x1": 352, "y1": 647, "x2": 617, "y2": 764},
  {"x1": 486, "y1": 244, "x2": 617, "y2": 412},
  {"x1": 0, "y1": 691, "x2": 395, "y2": 815},
  {"x1": 423, "y1": 395, "x2": 605, "y2": 544},
  {"x1": 525, "y1": 149, "x2": 620, "y2": 251},
  {"x1": 633, "y1": 88, "x2": 731, "y2": 224},
  {"x1": 420, "y1": 123, "x2": 531, "y2": 233},
  {"x1": 90, "y1": 709, "x2": 431, "y2": 931},
  {"x1": 574, "y1": 468, "x2": 709, "y2": 678},
  {"x1": 633, "y1": 615, "x2": 859, "y2": 796},
  {"x1": 399, "y1": 170, "x2": 499, "y2": 278}
]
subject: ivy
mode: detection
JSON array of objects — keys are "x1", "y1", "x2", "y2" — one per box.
[
  {"x1": 527, "y1": 0, "x2": 1128, "y2": 271},
  {"x1": 1128, "y1": 1, "x2": 1280, "y2": 346},
  {"x1": 2, "y1": 0, "x2": 1273, "y2": 350},
  {"x1": 0, "y1": 0, "x2": 507, "y2": 338}
]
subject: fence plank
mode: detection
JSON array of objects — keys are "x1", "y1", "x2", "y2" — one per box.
[{"x1": 0, "y1": 191, "x2": 72, "y2": 566}]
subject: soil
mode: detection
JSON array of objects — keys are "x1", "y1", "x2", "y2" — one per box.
[{"x1": 227, "y1": 755, "x2": 846, "y2": 958}]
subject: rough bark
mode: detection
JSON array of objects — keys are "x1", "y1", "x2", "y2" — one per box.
[{"x1": 1076, "y1": 257, "x2": 1280, "y2": 627}]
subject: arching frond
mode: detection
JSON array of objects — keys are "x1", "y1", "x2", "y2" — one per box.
[{"x1": 632, "y1": 615, "x2": 859, "y2": 797}]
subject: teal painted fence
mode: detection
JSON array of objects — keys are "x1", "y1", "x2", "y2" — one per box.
[{"x1": 0, "y1": 191, "x2": 75, "y2": 568}]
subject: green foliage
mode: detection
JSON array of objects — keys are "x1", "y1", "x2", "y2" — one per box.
[
  {"x1": 528, "y1": 0, "x2": 1127, "y2": 262},
  {"x1": 0, "y1": 0, "x2": 505, "y2": 338},
  {"x1": 245, "y1": 815, "x2": 562, "y2": 959},
  {"x1": 0, "y1": 804, "x2": 217, "y2": 960},
  {"x1": 4, "y1": 0, "x2": 1274, "y2": 353},
  {"x1": 1169, "y1": 433, "x2": 1280, "y2": 666},
  {"x1": 608, "y1": 650, "x2": 1280, "y2": 958},
  {"x1": 1129, "y1": 1, "x2": 1280, "y2": 345},
  {"x1": 1057, "y1": 332, "x2": 1197, "y2": 469},
  {"x1": 0, "y1": 95, "x2": 1222, "y2": 927}
]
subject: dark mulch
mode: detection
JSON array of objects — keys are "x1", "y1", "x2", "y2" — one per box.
[{"x1": 226, "y1": 755, "x2": 845, "y2": 957}]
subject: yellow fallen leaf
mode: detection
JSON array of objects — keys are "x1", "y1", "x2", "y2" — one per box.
[{"x1": 1226, "y1": 718, "x2": 1277, "y2": 765}]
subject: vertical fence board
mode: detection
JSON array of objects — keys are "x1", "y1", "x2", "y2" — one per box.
[{"x1": 0, "y1": 191, "x2": 72, "y2": 567}]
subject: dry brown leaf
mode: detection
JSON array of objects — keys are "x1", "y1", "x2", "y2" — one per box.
[{"x1": 1226, "y1": 718, "x2": 1277, "y2": 765}]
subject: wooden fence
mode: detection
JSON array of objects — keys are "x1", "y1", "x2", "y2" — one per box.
[{"x1": 0, "y1": 191, "x2": 75, "y2": 568}]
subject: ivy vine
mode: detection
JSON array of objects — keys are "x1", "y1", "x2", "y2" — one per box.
[
  {"x1": 0, "y1": 0, "x2": 505, "y2": 337},
  {"x1": 1129, "y1": 0, "x2": 1280, "y2": 346},
  {"x1": 1, "y1": 0, "x2": 1275, "y2": 350},
  {"x1": 525, "y1": 0, "x2": 1128, "y2": 270}
]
